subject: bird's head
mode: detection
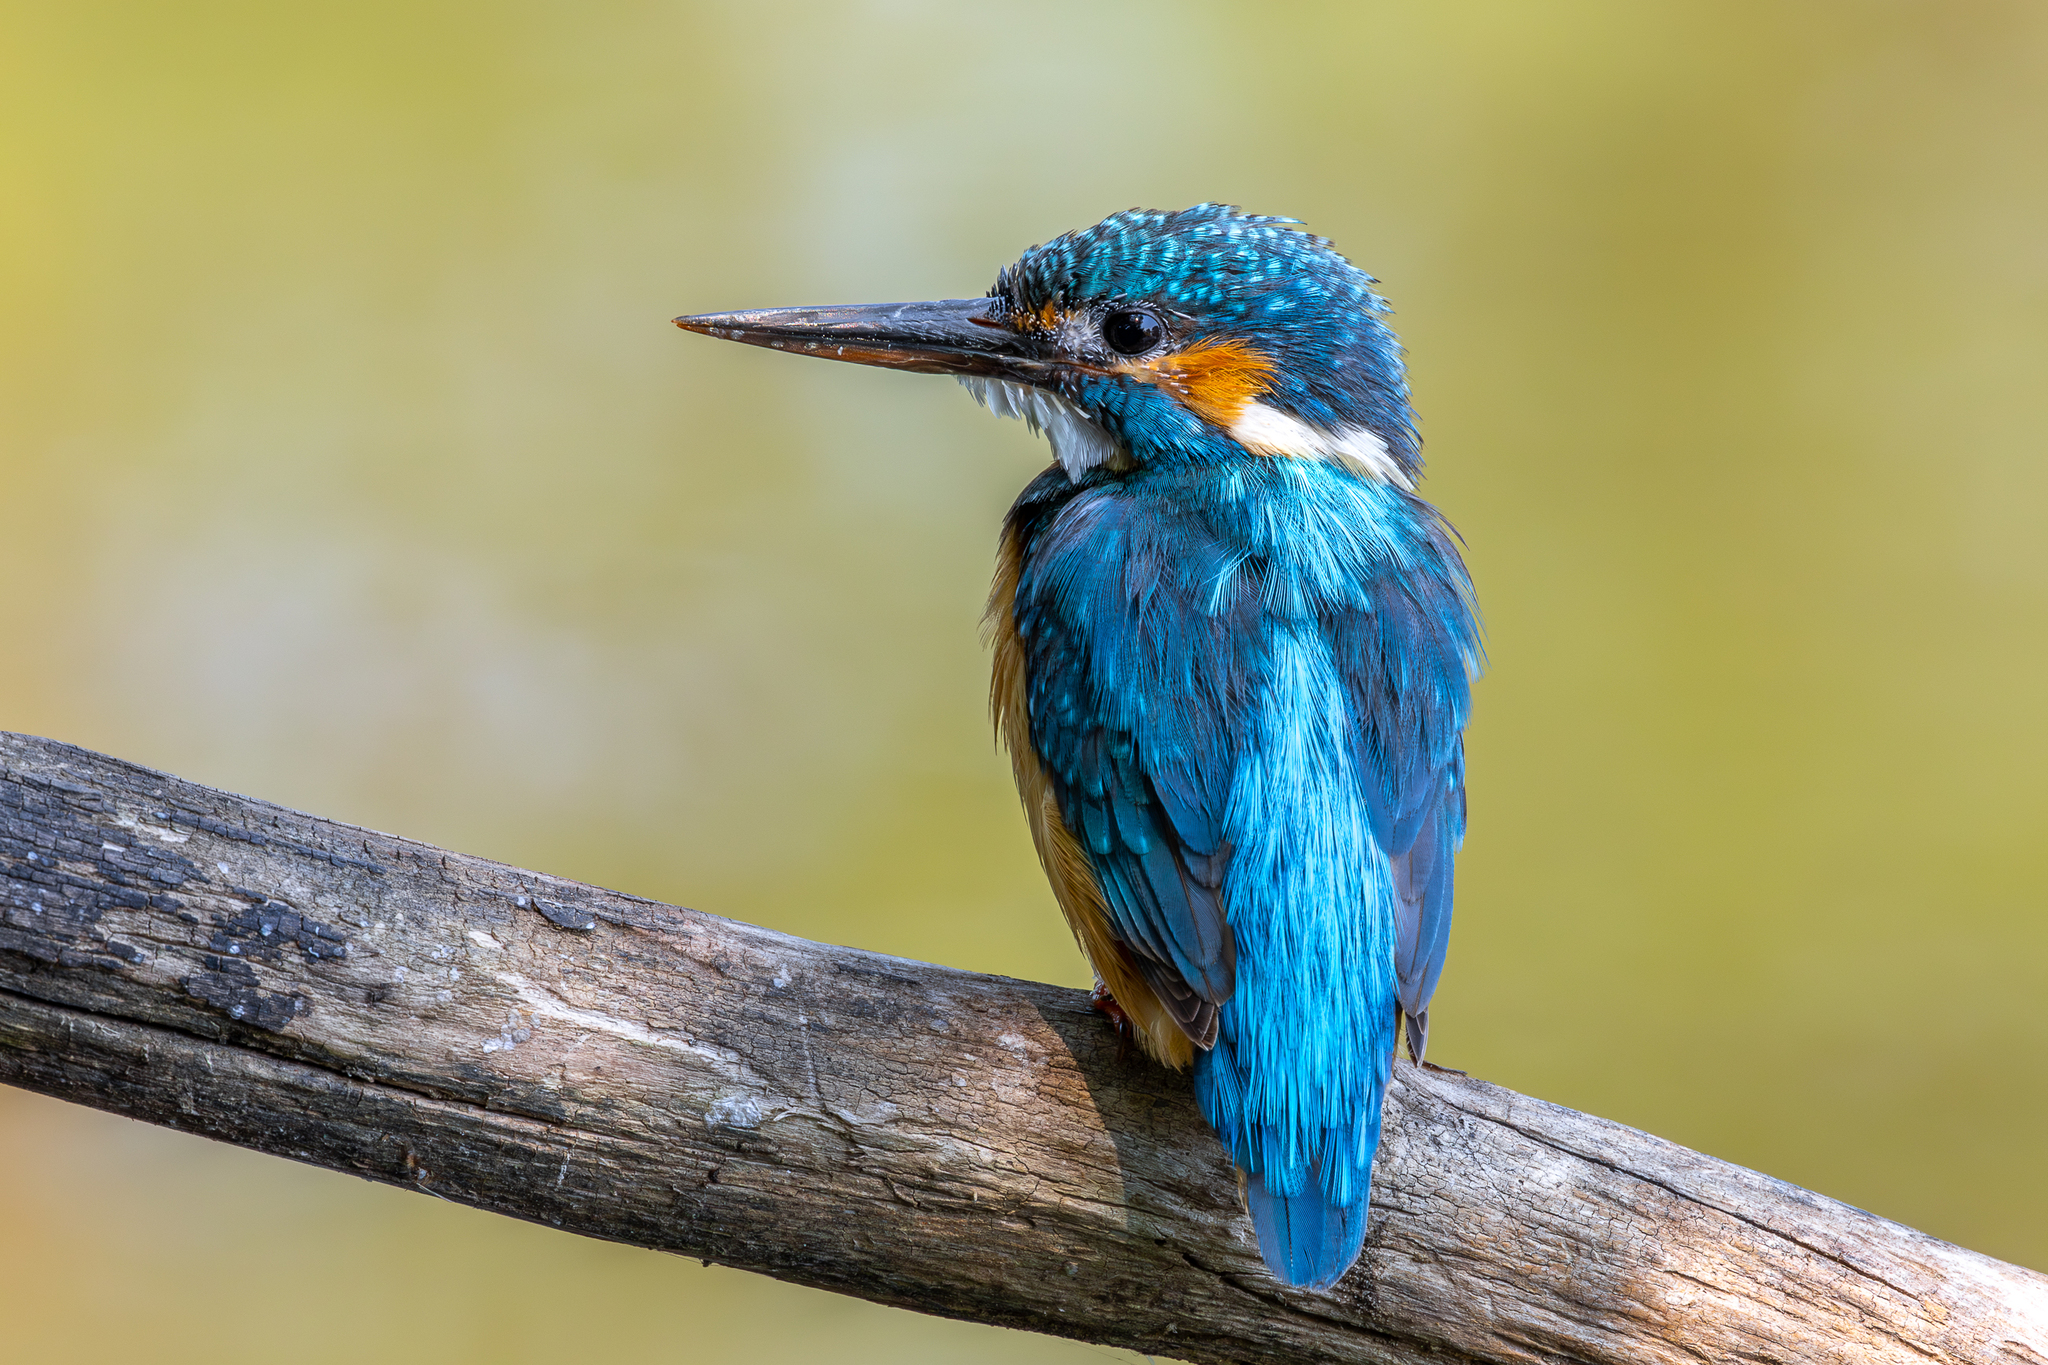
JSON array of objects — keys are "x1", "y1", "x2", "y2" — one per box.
[{"x1": 676, "y1": 204, "x2": 1417, "y2": 487}]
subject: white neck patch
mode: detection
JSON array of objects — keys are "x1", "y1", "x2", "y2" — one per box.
[
  {"x1": 1228, "y1": 400, "x2": 1413, "y2": 490},
  {"x1": 959, "y1": 377, "x2": 1125, "y2": 481}
]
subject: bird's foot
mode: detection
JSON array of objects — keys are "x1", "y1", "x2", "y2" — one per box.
[
  {"x1": 1088, "y1": 982, "x2": 1135, "y2": 1058},
  {"x1": 1419, "y1": 1060, "x2": 1468, "y2": 1077}
]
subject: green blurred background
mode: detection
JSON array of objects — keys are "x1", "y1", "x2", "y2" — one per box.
[{"x1": 3, "y1": 1, "x2": 2044, "y2": 1360}]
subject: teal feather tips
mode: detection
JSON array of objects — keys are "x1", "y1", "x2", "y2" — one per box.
[
  {"x1": 988, "y1": 205, "x2": 1420, "y2": 475},
  {"x1": 996, "y1": 205, "x2": 1373, "y2": 322}
]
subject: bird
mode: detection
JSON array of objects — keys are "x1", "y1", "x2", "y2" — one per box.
[{"x1": 675, "y1": 204, "x2": 1480, "y2": 1291}]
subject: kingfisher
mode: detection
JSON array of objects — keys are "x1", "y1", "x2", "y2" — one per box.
[{"x1": 676, "y1": 205, "x2": 1480, "y2": 1290}]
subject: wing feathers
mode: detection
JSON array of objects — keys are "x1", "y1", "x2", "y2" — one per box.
[
  {"x1": 1391, "y1": 768, "x2": 1461, "y2": 1062},
  {"x1": 1009, "y1": 486, "x2": 1247, "y2": 1049}
]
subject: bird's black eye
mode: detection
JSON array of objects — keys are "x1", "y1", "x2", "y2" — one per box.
[{"x1": 1102, "y1": 309, "x2": 1163, "y2": 356}]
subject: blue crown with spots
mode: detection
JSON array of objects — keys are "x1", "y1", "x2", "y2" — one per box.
[{"x1": 991, "y1": 205, "x2": 1418, "y2": 466}]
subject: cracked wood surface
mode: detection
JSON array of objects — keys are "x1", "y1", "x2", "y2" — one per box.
[{"x1": 1, "y1": 731, "x2": 2043, "y2": 1365}]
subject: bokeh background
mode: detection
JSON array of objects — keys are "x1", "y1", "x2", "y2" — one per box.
[{"x1": 3, "y1": 2, "x2": 2045, "y2": 1360}]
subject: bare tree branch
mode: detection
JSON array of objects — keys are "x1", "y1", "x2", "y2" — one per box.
[{"x1": 1, "y1": 731, "x2": 2041, "y2": 1363}]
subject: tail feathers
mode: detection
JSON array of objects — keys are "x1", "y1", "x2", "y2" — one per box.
[
  {"x1": 1245, "y1": 1167, "x2": 1369, "y2": 1290},
  {"x1": 1403, "y1": 1008, "x2": 1429, "y2": 1063}
]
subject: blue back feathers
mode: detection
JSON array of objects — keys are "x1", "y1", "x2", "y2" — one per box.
[{"x1": 992, "y1": 206, "x2": 1480, "y2": 1289}]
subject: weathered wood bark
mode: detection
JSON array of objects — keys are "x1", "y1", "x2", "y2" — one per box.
[{"x1": 0, "y1": 731, "x2": 2041, "y2": 1364}]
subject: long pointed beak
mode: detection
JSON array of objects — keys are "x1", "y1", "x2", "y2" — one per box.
[{"x1": 674, "y1": 298, "x2": 1053, "y2": 382}]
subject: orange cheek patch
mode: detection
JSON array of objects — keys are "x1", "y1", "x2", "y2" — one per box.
[
  {"x1": 1008, "y1": 299, "x2": 1067, "y2": 335},
  {"x1": 1121, "y1": 340, "x2": 1278, "y2": 428}
]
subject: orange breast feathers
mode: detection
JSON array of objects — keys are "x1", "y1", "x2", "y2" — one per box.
[
  {"x1": 1118, "y1": 339, "x2": 1277, "y2": 429},
  {"x1": 984, "y1": 526, "x2": 1195, "y2": 1070}
]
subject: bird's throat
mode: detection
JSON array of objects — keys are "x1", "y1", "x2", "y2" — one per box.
[{"x1": 959, "y1": 377, "x2": 1132, "y2": 479}]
